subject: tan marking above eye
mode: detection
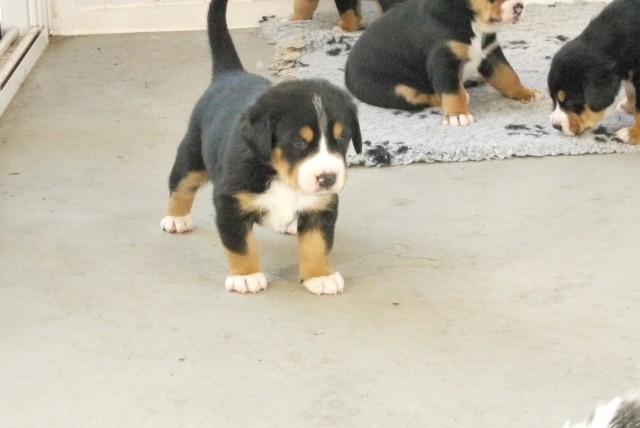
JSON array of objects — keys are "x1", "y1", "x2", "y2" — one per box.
[
  {"x1": 557, "y1": 90, "x2": 566, "y2": 103},
  {"x1": 298, "y1": 126, "x2": 314, "y2": 143},
  {"x1": 333, "y1": 122, "x2": 343, "y2": 140}
]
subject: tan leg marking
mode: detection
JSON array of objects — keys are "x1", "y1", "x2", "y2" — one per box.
[
  {"x1": 616, "y1": 112, "x2": 640, "y2": 144},
  {"x1": 166, "y1": 170, "x2": 208, "y2": 216},
  {"x1": 441, "y1": 86, "x2": 470, "y2": 117},
  {"x1": 338, "y1": 9, "x2": 360, "y2": 32},
  {"x1": 487, "y1": 62, "x2": 539, "y2": 102},
  {"x1": 298, "y1": 228, "x2": 332, "y2": 281},
  {"x1": 394, "y1": 84, "x2": 441, "y2": 107},
  {"x1": 224, "y1": 229, "x2": 261, "y2": 276},
  {"x1": 290, "y1": 0, "x2": 319, "y2": 20}
]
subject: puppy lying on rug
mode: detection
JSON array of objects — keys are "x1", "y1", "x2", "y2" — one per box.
[
  {"x1": 345, "y1": 0, "x2": 541, "y2": 126},
  {"x1": 548, "y1": 0, "x2": 640, "y2": 144},
  {"x1": 161, "y1": 0, "x2": 362, "y2": 295},
  {"x1": 563, "y1": 391, "x2": 640, "y2": 428}
]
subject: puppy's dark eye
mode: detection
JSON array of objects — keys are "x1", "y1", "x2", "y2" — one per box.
[
  {"x1": 335, "y1": 133, "x2": 350, "y2": 147},
  {"x1": 293, "y1": 137, "x2": 309, "y2": 150}
]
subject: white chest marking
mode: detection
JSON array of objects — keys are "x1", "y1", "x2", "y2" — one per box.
[
  {"x1": 254, "y1": 179, "x2": 326, "y2": 234},
  {"x1": 462, "y1": 31, "x2": 485, "y2": 82}
]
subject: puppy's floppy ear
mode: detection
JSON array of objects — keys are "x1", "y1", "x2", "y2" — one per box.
[
  {"x1": 239, "y1": 109, "x2": 273, "y2": 162},
  {"x1": 584, "y1": 60, "x2": 620, "y2": 112},
  {"x1": 349, "y1": 106, "x2": 363, "y2": 154}
]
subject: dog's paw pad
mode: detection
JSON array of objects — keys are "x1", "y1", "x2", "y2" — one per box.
[
  {"x1": 161, "y1": 215, "x2": 193, "y2": 233},
  {"x1": 302, "y1": 272, "x2": 344, "y2": 295},
  {"x1": 442, "y1": 114, "x2": 475, "y2": 127},
  {"x1": 617, "y1": 98, "x2": 636, "y2": 114},
  {"x1": 225, "y1": 272, "x2": 268, "y2": 294}
]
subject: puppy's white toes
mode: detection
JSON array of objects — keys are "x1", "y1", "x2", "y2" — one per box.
[
  {"x1": 302, "y1": 272, "x2": 344, "y2": 295},
  {"x1": 531, "y1": 90, "x2": 543, "y2": 102},
  {"x1": 616, "y1": 127, "x2": 630, "y2": 142},
  {"x1": 443, "y1": 114, "x2": 475, "y2": 127},
  {"x1": 285, "y1": 221, "x2": 298, "y2": 235},
  {"x1": 331, "y1": 25, "x2": 346, "y2": 32},
  {"x1": 617, "y1": 98, "x2": 635, "y2": 114},
  {"x1": 161, "y1": 215, "x2": 194, "y2": 233},
  {"x1": 225, "y1": 273, "x2": 268, "y2": 294}
]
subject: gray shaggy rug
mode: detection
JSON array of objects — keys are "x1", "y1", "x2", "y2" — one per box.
[{"x1": 260, "y1": 1, "x2": 640, "y2": 166}]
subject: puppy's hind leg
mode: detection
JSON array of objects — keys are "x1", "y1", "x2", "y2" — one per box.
[{"x1": 161, "y1": 128, "x2": 208, "y2": 233}]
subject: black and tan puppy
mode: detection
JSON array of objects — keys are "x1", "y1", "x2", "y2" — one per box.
[
  {"x1": 286, "y1": 0, "x2": 399, "y2": 32},
  {"x1": 345, "y1": 0, "x2": 541, "y2": 126},
  {"x1": 548, "y1": 0, "x2": 640, "y2": 144},
  {"x1": 161, "y1": 0, "x2": 362, "y2": 295}
]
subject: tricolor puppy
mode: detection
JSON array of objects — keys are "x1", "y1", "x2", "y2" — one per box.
[
  {"x1": 161, "y1": 0, "x2": 362, "y2": 295},
  {"x1": 286, "y1": 0, "x2": 399, "y2": 32},
  {"x1": 345, "y1": 0, "x2": 541, "y2": 126},
  {"x1": 562, "y1": 390, "x2": 640, "y2": 428},
  {"x1": 548, "y1": 0, "x2": 640, "y2": 144}
]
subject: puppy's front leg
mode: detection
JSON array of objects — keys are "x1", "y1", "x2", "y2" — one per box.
[
  {"x1": 430, "y1": 43, "x2": 474, "y2": 126},
  {"x1": 216, "y1": 195, "x2": 267, "y2": 294},
  {"x1": 615, "y1": 76, "x2": 640, "y2": 144},
  {"x1": 479, "y1": 44, "x2": 541, "y2": 103},
  {"x1": 298, "y1": 202, "x2": 344, "y2": 295}
]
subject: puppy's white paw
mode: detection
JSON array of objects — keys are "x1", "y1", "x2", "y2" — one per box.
[
  {"x1": 225, "y1": 272, "x2": 268, "y2": 294},
  {"x1": 616, "y1": 127, "x2": 630, "y2": 142},
  {"x1": 285, "y1": 221, "x2": 298, "y2": 235},
  {"x1": 617, "y1": 98, "x2": 636, "y2": 114},
  {"x1": 529, "y1": 90, "x2": 543, "y2": 102},
  {"x1": 302, "y1": 272, "x2": 344, "y2": 295},
  {"x1": 161, "y1": 215, "x2": 193, "y2": 233},
  {"x1": 442, "y1": 114, "x2": 475, "y2": 127}
]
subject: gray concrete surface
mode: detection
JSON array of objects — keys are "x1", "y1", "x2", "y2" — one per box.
[{"x1": 1, "y1": 29, "x2": 639, "y2": 427}]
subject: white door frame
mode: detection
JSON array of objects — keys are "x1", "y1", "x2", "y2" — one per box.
[{"x1": 0, "y1": 0, "x2": 49, "y2": 117}]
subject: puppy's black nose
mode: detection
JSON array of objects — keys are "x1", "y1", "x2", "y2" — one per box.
[
  {"x1": 514, "y1": 3, "x2": 523, "y2": 16},
  {"x1": 317, "y1": 173, "x2": 336, "y2": 188},
  {"x1": 552, "y1": 123, "x2": 562, "y2": 131}
]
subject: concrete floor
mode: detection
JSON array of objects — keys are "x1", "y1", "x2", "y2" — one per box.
[{"x1": 1, "y1": 28, "x2": 639, "y2": 427}]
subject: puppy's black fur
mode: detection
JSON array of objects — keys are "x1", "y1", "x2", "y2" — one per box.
[
  {"x1": 548, "y1": 0, "x2": 640, "y2": 144},
  {"x1": 345, "y1": 0, "x2": 540, "y2": 126},
  {"x1": 161, "y1": 0, "x2": 362, "y2": 295}
]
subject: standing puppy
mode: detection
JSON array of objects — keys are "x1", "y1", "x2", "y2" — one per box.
[
  {"x1": 161, "y1": 0, "x2": 362, "y2": 295},
  {"x1": 287, "y1": 0, "x2": 362, "y2": 31},
  {"x1": 345, "y1": 0, "x2": 541, "y2": 126},
  {"x1": 286, "y1": 0, "x2": 399, "y2": 32},
  {"x1": 548, "y1": 0, "x2": 640, "y2": 144}
]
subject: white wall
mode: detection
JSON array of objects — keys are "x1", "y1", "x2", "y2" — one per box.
[
  {"x1": 48, "y1": 0, "x2": 337, "y2": 35},
  {"x1": 47, "y1": 0, "x2": 610, "y2": 36}
]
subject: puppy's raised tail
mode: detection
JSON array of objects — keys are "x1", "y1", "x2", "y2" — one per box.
[{"x1": 208, "y1": 0, "x2": 243, "y2": 77}]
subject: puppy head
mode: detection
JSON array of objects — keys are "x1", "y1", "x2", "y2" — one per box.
[
  {"x1": 548, "y1": 45, "x2": 620, "y2": 136},
  {"x1": 241, "y1": 79, "x2": 362, "y2": 195},
  {"x1": 470, "y1": 0, "x2": 524, "y2": 29}
]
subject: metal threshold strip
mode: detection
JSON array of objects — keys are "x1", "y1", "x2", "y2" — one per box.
[{"x1": 0, "y1": 26, "x2": 40, "y2": 89}]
